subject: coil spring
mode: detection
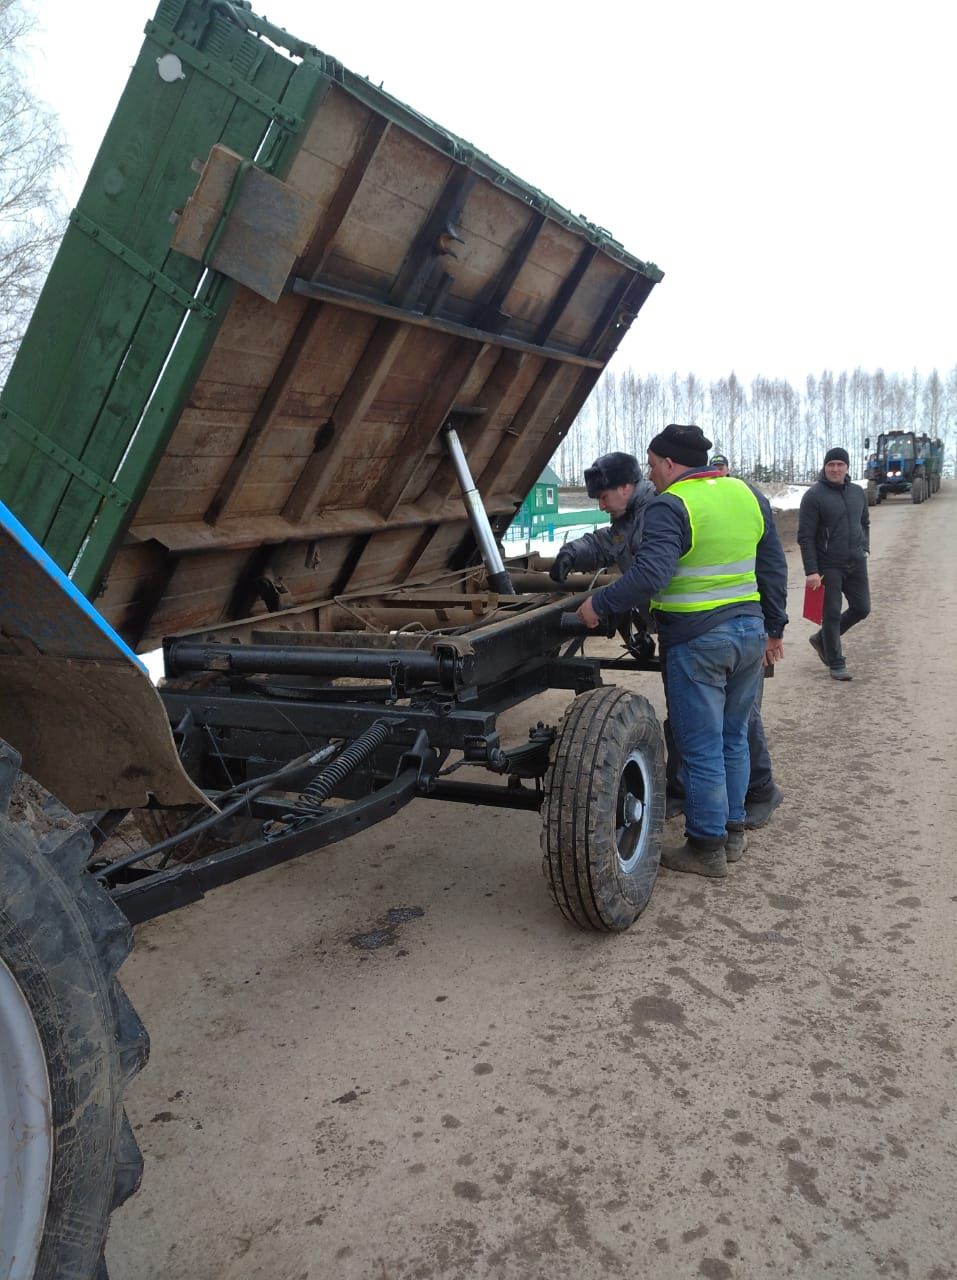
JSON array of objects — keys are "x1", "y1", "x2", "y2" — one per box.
[{"x1": 295, "y1": 719, "x2": 393, "y2": 815}]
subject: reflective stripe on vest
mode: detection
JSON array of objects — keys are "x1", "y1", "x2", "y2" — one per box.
[{"x1": 651, "y1": 476, "x2": 764, "y2": 614}]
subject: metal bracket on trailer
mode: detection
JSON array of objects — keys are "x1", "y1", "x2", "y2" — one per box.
[
  {"x1": 0, "y1": 403, "x2": 132, "y2": 513},
  {"x1": 144, "y1": 21, "x2": 305, "y2": 132},
  {"x1": 68, "y1": 209, "x2": 216, "y2": 320},
  {"x1": 110, "y1": 731, "x2": 435, "y2": 925}
]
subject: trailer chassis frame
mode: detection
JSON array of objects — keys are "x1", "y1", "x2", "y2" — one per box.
[{"x1": 103, "y1": 591, "x2": 659, "y2": 925}]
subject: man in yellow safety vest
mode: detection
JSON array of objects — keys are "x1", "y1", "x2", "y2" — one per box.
[{"x1": 577, "y1": 423, "x2": 788, "y2": 877}]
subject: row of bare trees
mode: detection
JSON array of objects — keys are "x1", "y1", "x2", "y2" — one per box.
[
  {"x1": 554, "y1": 368, "x2": 957, "y2": 485},
  {"x1": 0, "y1": 0, "x2": 67, "y2": 384}
]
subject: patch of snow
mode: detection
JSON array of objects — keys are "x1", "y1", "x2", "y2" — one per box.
[
  {"x1": 765, "y1": 484, "x2": 808, "y2": 510},
  {"x1": 143, "y1": 648, "x2": 165, "y2": 686}
]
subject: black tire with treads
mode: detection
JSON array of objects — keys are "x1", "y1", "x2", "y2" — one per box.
[
  {"x1": 0, "y1": 743, "x2": 147, "y2": 1279},
  {"x1": 542, "y1": 686, "x2": 665, "y2": 931}
]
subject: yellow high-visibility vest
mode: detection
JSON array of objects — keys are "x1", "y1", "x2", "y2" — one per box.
[{"x1": 652, "y1": 476, "x2": 764, "y2": 614}]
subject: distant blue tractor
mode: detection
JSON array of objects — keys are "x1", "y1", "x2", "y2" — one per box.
[{"x1": 864, "y1": 432, "x2": 940, "y2": 506}]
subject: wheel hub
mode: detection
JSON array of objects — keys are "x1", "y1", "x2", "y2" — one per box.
[
  {"x1": 622, "y1": 794, "x2": 644, "y2": 826},
  {"x1": 616, "y1": 751, "x2": 653, "y2": 874},
  {"x1": 0, "y1": 955, "x2": 53, "y2": 1278}
]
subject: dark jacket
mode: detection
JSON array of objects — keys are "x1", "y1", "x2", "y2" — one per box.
[
  {"x1": 591, "y1": 470, "x2": 789, "y2": 649},
  {"x1": 561, "y1": 480, "x2": 657, "y2": 574},
  {"x1": 797, "y1": 473, "x2": 870, "y2": 574}
]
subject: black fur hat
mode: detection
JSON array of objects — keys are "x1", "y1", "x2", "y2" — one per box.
[{"x1": 584, "y1": 452, "x2": 642, "y2": 498}]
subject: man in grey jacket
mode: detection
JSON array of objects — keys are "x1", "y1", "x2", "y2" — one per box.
[
  {"x1": 798, "y1": 446, "x2": 870, "y2": 681},
  {"x1": 549, "y1": 452, "x2": 657, "y2": 584}
]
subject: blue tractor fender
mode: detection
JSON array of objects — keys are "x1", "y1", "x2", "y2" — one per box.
[{"x1": 0, "y1": 500, "x2": 209, "y2": 812}]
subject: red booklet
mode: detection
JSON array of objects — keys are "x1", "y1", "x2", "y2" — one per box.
[{"x1": 803, "y1": 583, "x2": 824, "y2": 625}]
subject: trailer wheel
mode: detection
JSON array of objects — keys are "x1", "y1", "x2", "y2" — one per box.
[
  {"x1": 542, "y1": 686, "x2": 664, "y2": 931},
  {"x1": 0, "y1": 745, "x2": 147, "y2": 1280}
]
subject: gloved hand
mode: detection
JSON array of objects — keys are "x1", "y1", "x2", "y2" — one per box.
[{"x1": 549, "y1": 548, "x2": 575, "y2": 583}]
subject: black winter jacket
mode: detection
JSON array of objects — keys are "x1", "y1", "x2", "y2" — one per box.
[
  {"x1": 591, "y1": 471, "x2": 789, "y2": 649},
  {"x1": 797, "y1": 473, "x2": 870, "y2": 573}
]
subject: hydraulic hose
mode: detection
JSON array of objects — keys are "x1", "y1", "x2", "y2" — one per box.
[{"x1": 97, "y1": 744, "x2": 339, "y2": 880}]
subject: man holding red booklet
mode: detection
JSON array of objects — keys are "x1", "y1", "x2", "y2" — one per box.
[{"x1": 797, "y1": 447, "x2": 871, "y2": 681}]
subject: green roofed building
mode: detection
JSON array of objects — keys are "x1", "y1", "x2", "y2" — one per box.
[{"x1": 516, "y1": 465, "x2": 562, "y2": 525}]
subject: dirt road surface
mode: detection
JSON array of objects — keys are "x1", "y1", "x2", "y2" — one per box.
[{"x1": 108, "y1": 484, "x2": 957, "y2": 1280}]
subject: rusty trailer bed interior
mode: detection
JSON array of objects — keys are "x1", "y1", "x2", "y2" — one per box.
[{"x1": 111, "y1": 106, "x2": 661, "y2": 653}]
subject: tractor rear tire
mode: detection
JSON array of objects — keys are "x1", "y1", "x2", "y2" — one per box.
[
  {"x1": 911, "y1": 479, "x2": 924, "y2": 504},
  {"x1": 0, "y1": 745, "x2": 147, "y2": 1280},
  {"x1": 542, "y1": 686, "x2": 664, "y2": 931}
]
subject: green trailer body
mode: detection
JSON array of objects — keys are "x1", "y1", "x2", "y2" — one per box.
[{"x1": 0, "y1": 0, "x2": 661, "y2": 656}]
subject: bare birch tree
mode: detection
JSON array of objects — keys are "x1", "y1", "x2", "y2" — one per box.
[
  {"x1": 945, "y1": 367, "x2": 957, "y2": 475},
  {"x1": 923, "y1": 369, "x2": 944, "y2": 439},
  {"x1": 0, "y1": 0, "x2": 68, "y2": 384},
  {"x1": 683, "y1": 372, "x2": 705, "y2": 425}
]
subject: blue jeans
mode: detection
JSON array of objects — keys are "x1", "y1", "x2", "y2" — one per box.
[
  {"x1": 664, "y1": 616, "x2": 767, "y2": 842},
  {"x1": 664, "y1": 672, "x2": 774, "y2": 800}
]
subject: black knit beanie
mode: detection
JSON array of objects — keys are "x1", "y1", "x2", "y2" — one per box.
[
  {"x1": 584, "y1": 451, "x2": 642, "y2": 498},
  {"x1": 647, "y1": 423, "x2": 712, "y2": 468},
  {"x1": 823, "y1": 447, "x2": 850, "y2": 465}
]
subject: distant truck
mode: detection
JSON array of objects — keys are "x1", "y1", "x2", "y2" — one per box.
[
  {"x1": 0, "y1": 3, "x2": 665, "y2": 1275},
  {"x1": 864, "y1": 432, "x2": 942, "y2": 505}
]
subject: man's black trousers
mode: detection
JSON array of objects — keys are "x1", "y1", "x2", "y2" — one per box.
[{"x1": 820, "y1": 554, "x2": 871, "y2": 667}]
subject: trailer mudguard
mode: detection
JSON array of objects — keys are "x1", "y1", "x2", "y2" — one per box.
[{"x1": 0, "y1": 501, "x2": 208, "y2": 811}]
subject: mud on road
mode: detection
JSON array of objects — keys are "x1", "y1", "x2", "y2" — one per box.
[{"x1": 108, "y1": 485, "x2": 957, "y2": 1280}]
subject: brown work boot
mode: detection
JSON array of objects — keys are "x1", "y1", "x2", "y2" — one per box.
[
  {"x1": 725, "y1": 823, "x2": 748, "y2": 863},
  {"x1": 661, "y1": 838, "x2": 728, "y2": 878}
]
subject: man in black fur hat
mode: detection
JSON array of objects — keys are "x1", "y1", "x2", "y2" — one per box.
[{"x1": 548, "y1": 452, "x2": 657, "y2": 586}]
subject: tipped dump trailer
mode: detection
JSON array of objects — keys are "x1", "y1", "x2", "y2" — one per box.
[{"x1": 0, "y1": 3, "x2": 663, "y2": 1274}]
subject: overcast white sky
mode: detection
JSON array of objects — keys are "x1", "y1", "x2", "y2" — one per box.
[{"x1": 26, "y1": 0, "x2": 956, "y2": 386}]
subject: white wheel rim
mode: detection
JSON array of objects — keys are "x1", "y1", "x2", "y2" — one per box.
[
  {"x1": 616, "y1": 749, "x2": 653, "y2": 874},
  {"x1": 0, "y1": 954, "x2": 53, "y2": 1279}
]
